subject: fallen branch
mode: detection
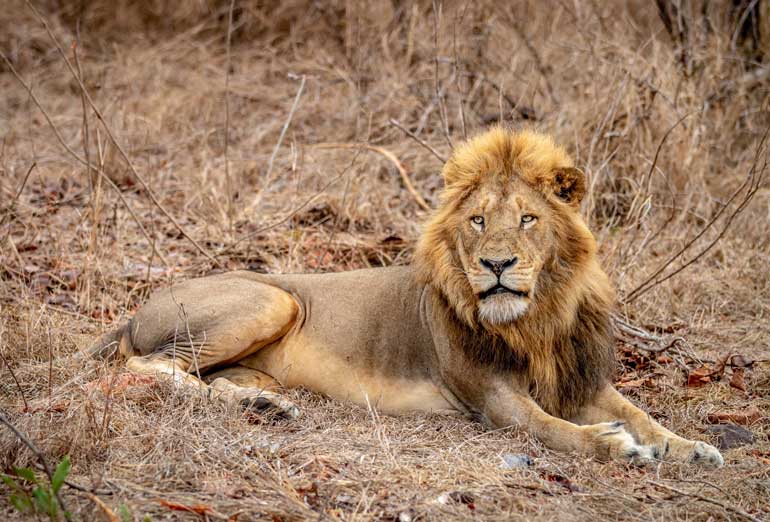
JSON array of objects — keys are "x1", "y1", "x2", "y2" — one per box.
[{"x1": 312, "y1": 143, "x2": 431, "y2": 211}]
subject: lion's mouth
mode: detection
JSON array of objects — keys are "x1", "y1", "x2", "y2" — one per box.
[{"x1": 479, "y1": 284, "x2": 529, "y2": 300}]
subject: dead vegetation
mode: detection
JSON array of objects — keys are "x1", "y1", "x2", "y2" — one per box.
[{"x1": 1, "y1": 0, "x2": 769, "y2": 520}]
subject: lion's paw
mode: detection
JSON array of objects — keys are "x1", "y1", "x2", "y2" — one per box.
[
  {"x1": 239, "y1": 394, "x2": 301, "y2": 420},
  {"x1": 587, "y1": 421, "x2": 656, "y2": 465},
  {"x1": 666, "y1": 439, "x2": 724, "y2": 467}
]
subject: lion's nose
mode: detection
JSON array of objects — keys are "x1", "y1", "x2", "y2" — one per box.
[{"x1": 480, "y1": 257, "x2": 518, "y2": 277}]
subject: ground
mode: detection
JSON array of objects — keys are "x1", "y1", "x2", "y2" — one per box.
[{"x1": 1, "y1": 1, "x2": 769, "y2": 520}]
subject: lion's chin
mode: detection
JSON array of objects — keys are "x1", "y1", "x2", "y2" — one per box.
[{"x1": 477, "y1": 295, "x2": 530, "y2": 324}]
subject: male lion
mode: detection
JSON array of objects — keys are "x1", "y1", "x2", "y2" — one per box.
[{"x1": 91, "y1": 128, "x2": 723, "y2": 466}]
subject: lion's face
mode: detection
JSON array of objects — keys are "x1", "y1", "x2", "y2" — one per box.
[
  {"x1": 455, "y1": 177, "x2": 556, "y2": 324},
  {"x1": 416, "y1": 128, "x2": 592, "y2": 327}
]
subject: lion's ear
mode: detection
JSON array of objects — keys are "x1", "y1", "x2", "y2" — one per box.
[{"x1": 549, "y1": 167, "x2": 585, "y2": 207}]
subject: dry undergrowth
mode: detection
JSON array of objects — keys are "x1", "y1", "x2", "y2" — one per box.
[{"x1": 1, "y1": 1, "x2": 769, "y2": 520}]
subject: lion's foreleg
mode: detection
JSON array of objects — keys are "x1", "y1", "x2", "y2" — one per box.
[
  {"x1": 481, "y1": 381, "x2": 655, "y2": 463},
  {"x1": 573, "y1": 385, "x2": 723, "y2": 467}
]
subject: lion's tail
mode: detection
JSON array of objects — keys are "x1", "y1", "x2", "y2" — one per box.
[{"x1": 83, "y1": 320, "x2": 133, "y2": 361}]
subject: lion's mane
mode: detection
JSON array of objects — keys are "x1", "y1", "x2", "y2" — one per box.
[{"x1": 414, "y1": 128, "x2": 616, "y2": 418}]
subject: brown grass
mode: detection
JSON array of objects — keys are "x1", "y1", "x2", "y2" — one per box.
[{"x1": 1, "y1": 0, "x2": 769, "y2": 520}]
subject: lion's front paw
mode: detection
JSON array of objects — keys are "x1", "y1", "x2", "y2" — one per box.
[
  {"x1": 666, "y1": 438, "x2": 724, "y2": 467},
  {"x1": 585, "y1": 421, "x2": 656, "y2": 464}
]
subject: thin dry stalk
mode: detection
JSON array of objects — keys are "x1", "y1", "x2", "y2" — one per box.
[
  {"x1": 0, "y1": 162, "x2": 35, "y2": 231},
  {"x1": 223, "y1": 0, "x2": 236, "y2": 237},
  {"x1": 249, "y1": 74, "x2": 306, "y2": 214},
  {"x1": 0, "y1": 347, "x2": 29, "y2": 412},
  {"x1": 431, "y1": 0, "x2": 453, "y2": 150}
]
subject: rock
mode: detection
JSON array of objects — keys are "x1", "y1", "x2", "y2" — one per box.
[
  {"x1": 706, "y1": 423, "x2": 754, "y2": 449},
  {"x1": 500, "y1": 453, "x2": 534, "y2": 469}
]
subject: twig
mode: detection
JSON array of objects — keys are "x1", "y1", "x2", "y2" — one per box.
[
  {"x1": 0, "y1": 410, "x2": 69, "y2": 517},
  {"x1": 83, "y1": 491, "x2": 119, "y2": 521},
  {"x1": 647, "y1": 481, "x2": 761, "y2": 522},
  {"x1": 0, "y1": 162, "x2": 35, "y2": 230},
  {"x1": 30, "y1": 463, "x2": 112, "y2": 496},
  {"x1": 0, "y1": 49, "x2": 171, "y2": 269},
  {"x1": 223, "y1": 0, "x2": 236, "y2": 237},
  {"x1": 509, "y1": 20, "x2": 558, "y2": 106},
  {"x1": 462, "y1": 71, "x2": 537, "y2": 121},
  {"x1": 431, "y1": 0, "x2": 453, "y2": 150},
  {"x1": 452, "y1": 2, "x2": 470, "y2": 140},
  {"x1": 625, "y1": 125, "x2": 769, "y2": 303},
  {"x1": 249, "y1": 74, "x2": 306, "y2": 213},
  {"x1": 24, "y1": 1, "x2": 219, "y2": 267},
  {"x1": 313, "y1": 143, "x2": 431, "y2": 211},
  {"x1": 0, "y1": 348, "x2": 29, "y2": 412},
  {"x1": 389, "y1": 119, "x2": 447, "y2": 163}
]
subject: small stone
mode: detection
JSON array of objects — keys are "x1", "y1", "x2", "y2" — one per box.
[
  {"x1": 398, "y1": 509, "x2": 415, "y2": 522},
  {"x1": 706, "y1": 423, "x2": 754, "y2": 449},
  {"x1": 500, "y1": 453, "x2": 534, "y2": 469}
]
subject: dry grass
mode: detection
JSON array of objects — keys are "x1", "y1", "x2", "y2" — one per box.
[{"x1": 1, "y1": 0, "x2": 770, "y2": 520}]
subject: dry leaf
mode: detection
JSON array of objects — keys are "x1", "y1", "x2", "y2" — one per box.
[
  {"x1": 158, "y1": 499, "x2": 213, "y2": 515},
  {"x1": 707, "y1": 406, "x2": 762, "y2": 425},
  {"x1": 729, "y1": 367, "x2": 747, "y2": 391}
]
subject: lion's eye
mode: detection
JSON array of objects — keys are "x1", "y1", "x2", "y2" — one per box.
[
  {"x1": 470, "y1": 216, "x2": 484, "y2": 230},
  {"x1": 521, "y1": 215, "x2": 537, "y2": 227}
]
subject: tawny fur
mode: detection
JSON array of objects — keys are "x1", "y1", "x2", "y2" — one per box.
[{"x1": 89, "y1": 126, "x2": 723, "y2": 467}]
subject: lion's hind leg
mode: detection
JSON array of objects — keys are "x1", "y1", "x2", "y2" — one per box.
[{"x1": 206, "y1": 366, "x2": 300, "y2": 419}]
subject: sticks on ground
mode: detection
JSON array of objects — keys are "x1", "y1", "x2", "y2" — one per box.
[{"x1": 0, "y1": 50, "x2": 171, "y2": 270}]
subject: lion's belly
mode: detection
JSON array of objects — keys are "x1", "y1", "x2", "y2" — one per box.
[{"x1": 240, "y1": 338, "x2": 457, "y2": 414}]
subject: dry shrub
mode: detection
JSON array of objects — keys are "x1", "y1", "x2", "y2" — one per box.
[{"x1": 1, "y1": 0, "x2": 769, "y2": 520}]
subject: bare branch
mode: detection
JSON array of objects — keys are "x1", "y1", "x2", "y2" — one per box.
[
  {"x1": 625, "y1": 126, "x2": 769, "y2": 303},
  {"x1": 389, "y1": 119, "x2": 447, "y2": 163}
]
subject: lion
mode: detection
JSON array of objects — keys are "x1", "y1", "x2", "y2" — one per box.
[{"x1": 89, "y1": 127, "x2": 723, "y2": 466}]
